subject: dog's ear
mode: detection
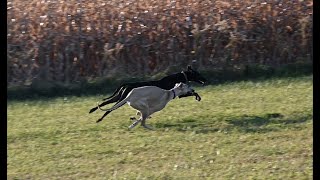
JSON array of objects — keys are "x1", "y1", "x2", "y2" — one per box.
[{"x1": 187, "y1": 65, "x2": 192, "y2": 71}]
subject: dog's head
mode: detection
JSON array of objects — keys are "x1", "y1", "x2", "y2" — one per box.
[
  {"x1": 174, "y1": 82, "x2": 194, "y2": 94},
  {"x1": 184, "y1": 65, "x2": 207, "y2": 85}
]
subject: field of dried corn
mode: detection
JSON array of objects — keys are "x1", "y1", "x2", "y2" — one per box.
[{"x1": 7, "y1": 0, "x2": 313, "y2": 86}]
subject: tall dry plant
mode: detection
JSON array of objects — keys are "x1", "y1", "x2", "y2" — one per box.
[{"x1": 7, "y1": 0, "x2": 313, "y2": 87}]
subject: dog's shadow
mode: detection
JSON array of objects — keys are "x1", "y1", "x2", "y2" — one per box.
[{"x1": 154, "y1": 113, "x2": 312, "y2": 134}]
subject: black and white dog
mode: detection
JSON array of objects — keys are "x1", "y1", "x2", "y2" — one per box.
[
  {"x1": 89, "y1": 65, "x2": 207, "y2": 114},
  {"x1": 96, "y1": 83, "x2": 195, "y2": 129}
]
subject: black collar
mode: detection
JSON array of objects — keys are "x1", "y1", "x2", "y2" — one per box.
[
  {"x1": 181, "y1": 71, "x2": 188, "y2": 83},
  {"x1": 171, "y1": 89, "x2": 176, "y2": 99}
]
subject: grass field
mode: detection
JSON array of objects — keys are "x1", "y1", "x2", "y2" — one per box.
[{"x1": 7, "y1": 76, "x2": 313, "y2": 179}]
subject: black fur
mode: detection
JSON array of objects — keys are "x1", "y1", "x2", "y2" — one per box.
[{"x1": 89, "y1": 65, "x2": 206, "y2": 114}]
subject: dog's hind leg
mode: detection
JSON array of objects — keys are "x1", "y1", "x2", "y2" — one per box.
[
  {"x1": 98, "y1": 95, "x2": 119, "y2": 107},
  {"x1": 93, "y1": 87, "x2": 133, "y2": 114},
  {"x1": 118, "y1": 87, "x2": 134, "y2": 103},
  {"x1": 96, "y1": 96, "x2": 129, "y2": 123},
  {"x1": 102, "y1": 85, "x2": 126, "y2": 101},
  {"x1": 89, "y1": 87, "x2": 125, "y2": 114},
  {"x1": 96, "y1": 110, "x2": 112, "y2": 123}
]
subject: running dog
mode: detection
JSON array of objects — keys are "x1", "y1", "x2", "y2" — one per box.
[
  {"x1": 89, "y1": 65, "x2": 206, "y2": 114},
  {"x1": 96, "y1": 83, "x2": 195, "y2": 130}
]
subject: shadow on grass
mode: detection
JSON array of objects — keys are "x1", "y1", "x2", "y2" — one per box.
[{"x1": 154, "y1": 113, "x2": 312, "y2": 134}]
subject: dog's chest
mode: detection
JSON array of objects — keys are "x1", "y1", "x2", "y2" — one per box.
[
  {"x1": 148, "y1": 100, "x2": 167, "y2": 111},
  {"x1": 146, "y1": 94, "x2": 170, "y2": 111}
]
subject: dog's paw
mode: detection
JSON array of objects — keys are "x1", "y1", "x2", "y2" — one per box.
[
  {"x1": 142, "y1": 124, "x2": 154, "y2": 130},
  {"x1": 89, "y1": 107, "x2": 98, "y2": 113},
  {"x1": 195, "y1": 94, "x2": 201, "y2": 101}
]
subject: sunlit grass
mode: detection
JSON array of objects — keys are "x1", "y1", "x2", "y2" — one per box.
[{"x1": 7, "y1": 76, "x2": 313, "y2": 179}]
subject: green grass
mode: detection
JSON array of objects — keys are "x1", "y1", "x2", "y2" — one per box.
[{"x1": 7, "y1": 76, "x2": 313, "y2": 179}]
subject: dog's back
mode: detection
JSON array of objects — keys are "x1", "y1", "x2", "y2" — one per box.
[{"x1": 128, "y1": 86, "x2": 169, "y2": 103}]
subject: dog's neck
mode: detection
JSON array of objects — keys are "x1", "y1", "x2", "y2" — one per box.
[
  {"x1": 169, "y1": 87, "x2": 186, "y2": 100},
  {"x1": 171, "y1": 89, "x2": 176, "y2": 99}
]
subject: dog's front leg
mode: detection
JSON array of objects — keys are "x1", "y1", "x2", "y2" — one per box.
[
  {"x1": 128, "y1": 118, "x2": 141, "y2": 129},
  {"x1": 128, "y1": 114, "x2": 153, "y2": 130},
  {"x1": 178, "y1": 92, "x2": 201, "y2": 101},
  {"x1": 140, "y1": 110, "x2": 154, "y2": 130},
  {"x1": 193, "y1": 92, "x2": 201, "y2": 101},
  {"x1": 141, "y1": 121, "x2": 154, "y2": 130}
]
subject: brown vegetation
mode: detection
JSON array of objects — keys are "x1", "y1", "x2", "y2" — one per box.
[{"x1": 7, "y1": 0, "x2": 313, "y2": 86}]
